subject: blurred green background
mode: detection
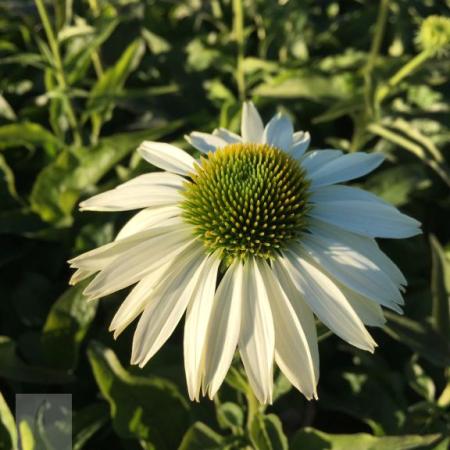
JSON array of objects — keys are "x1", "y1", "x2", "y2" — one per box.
[{"x1": 0, "y1": 0, "x2": 449, "y2": 449}]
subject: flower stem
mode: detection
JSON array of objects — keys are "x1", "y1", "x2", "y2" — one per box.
[
  {"x1": 34, "y1": 0, "x2": 82, "y2": 146},
  {"x1": 233, "y1": 0, "x2": 246, "y2": 101},
  {"x1": 375, "y1": 50, "x2": 432, "y2": 104}
]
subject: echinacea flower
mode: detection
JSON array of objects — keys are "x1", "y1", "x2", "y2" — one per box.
[{"x1": 69, "y1": 102, "x2": 421, "y2": 403}]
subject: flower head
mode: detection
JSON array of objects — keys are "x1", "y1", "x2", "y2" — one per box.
[
  {"x1": 416, "y1": 15, "x2": 450, "y2": 56},
  {"x1": 69, "y1": 102, "x2": 421, "y2": 403}
]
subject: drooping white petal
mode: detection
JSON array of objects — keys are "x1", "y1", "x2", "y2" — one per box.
[
  {"x1": 337, "y1": 284, "x2": 387, "y2": 327},
  {"x1": 309, "y1": 184, "x2": 389, "y2": 206},
  {"x1": 272, "y1": 260, "x2": 319, "y2": 383},
  {"x1": 212, "y1": 128, "x2": 242, "y2": 144},
  {"x1": 184, "y1": 254, "x2": 221, "y2": 401},
  {"x1": 69, "y1": 224, "x2": 178, "y2": 271},
  {"x1": 83, "y1": 226, "x2": 194, "y2": 300},
  {"x1": 309, "y1": 152, "x2": 384, "y2": 188},
  {"x1": 298, "y1": 235, "x2": 404, "y2": 309},
  {"x1": 258, "y1": 259, "x2": 317, "y2": 399},
  {"x1": 282, "y1": 251, "x2": 377, "y2": 352},
  {"x1": 131, "y1": 244, "x2": 207, "y2": 367},
  {"x1": 138, "y1": 141, "x2": 196, "y2": 175},
  {"x1": 239, "y1": 258, "x2": 275, "y2": 404},
  {"x1": 309, "y1": 219, "x2": 407, "y2": 288},
  {"x1": 300, "y1": 150, "x2": 343, "y2": 176},
  {"x1": 115, "y1": 206, "x2": 181, "y2": 240},
  {"x1": 289, "y1": 131, "x2": 311, "y2": 159},
  {"x1": 109, "y1": 261, "x2": 172, "y2": 338},
  {"x1": 185, "y1": 132, "x2": 228, "y2": 154},
  {"x1": 263, "y1": 113, "x2": 293, "y2": 151},
  {"x1": 203, "y1": 261, "x2": 243, "y2": 399},
  {"x1": 241, "y1": 101, "x2": 264, "y2": 143},
  {"x1": 309, "y1": 200, "x2": 421, "y2": 238},
  {"x1": 79, "y1": 184, "x2": 182, "y2": 211}
]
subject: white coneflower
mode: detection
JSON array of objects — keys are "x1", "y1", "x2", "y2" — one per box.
[{"x1": 69, "y1": 102, "x2": 421, "y2": 403}]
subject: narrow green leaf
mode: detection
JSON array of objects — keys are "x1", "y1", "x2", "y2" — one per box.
[
  {"x1": 0, "y1": 392, "x2": 18, "y2": 450},
  {"x1": 72, "y1": 403, "x2": 109, "y2": 450},
  {"x1": 250, "y1": 414, "x2": 288, "y2": 450},
  {"x1": 178, "y1": 422, "x2": 224, "y2": 450},
  {"x1": 291, "y1": 427, "x2": 442, "y2": 450},
  {"x1": 0, "y1": 122, "x2": 61, "y2": 152},
  {"x1": 383, "y1": 312, "x2": 450, "y2": 367},
  {"x1": 430, "y1": 235, "x2": 450, "y2": 339}
]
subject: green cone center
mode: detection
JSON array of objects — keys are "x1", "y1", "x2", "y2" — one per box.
[{"x1": 180, "y1": 142, "x2": 310, "y2": 260}]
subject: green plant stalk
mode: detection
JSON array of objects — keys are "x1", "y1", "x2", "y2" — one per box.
[
  {"x1": 233, "y1": 0, "x2": 246, "y2": 101},
  {"x1": 34, "y1": 0, "x2": 82, "y2": 146},
  {"x1": 364, "y1": 0, "x2": 389, "y2": 118},
  {"x1": 376, "y1": 50, "x2": 432, "y2": 104},
  {"x1": 87, "y1": 0, "x2": 104, "y2": 78},
  {"x1": 245, "y1": 387, "x2": 260, "y2": 430}
]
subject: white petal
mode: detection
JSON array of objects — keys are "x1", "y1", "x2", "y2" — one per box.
[
  {"x1": 115, "y1": 206, "x2": 181, "y2": 240},
  {"x1": 309, "y1": 219, "x2": 407, "y2": 288},
  {"x1": 309, "y1": 152, "x2": 384, "y2": 188},
  {"x1": 309, "y1": 200, "x2": 421, "y2": 238},
  {"x1": 263, "y1": 113, "x2": 293, "y2": 151},
  {"x1": 272, "y1": 260, "x2": 319, "y2": 383},
  {"x1": 119, "y1": 172, "x2": 186, "y2": 189},
  {"x1": 69, "y1": 225, "x2": 176, "y2": 271},
  {"x1": 138, "y1": 141, "x2": 196, "y2": 175},
  {"x1": 309, "y1": 184, "x2": 389, "y2": 206},
  {"x1": 69, "y1": 268, "x2": 94, "y2": 285},
  {"x1": 298, "y1": 235, "x2": 403, "y2": 311},
  {"x1": 79, "y1": 184, "x2": 182, "y2": 211},
  {"x1": 212, "y1": 128, "x2": 242, "y2": 144},
  {"x1": 203, "y1": 261, "x2": 243, "y2": 399},
  {"x1": 83, "y1": 226, "x2": 194, "y2": 300},
  {"x1": 131, "y1": 244, "x2": 207, "y2": 367},
  {"x1": 258, "y1": 259, "x2": 317, "y2": 399},
  {"x1": 337, "y1": 284, "x2": 387, "y2": 327},
  {"x1": 184, "y1": 253, "x2": 221, "y2": 401},
  {"x1": 239, "y1": 258, "x2": 275, "y2": 404},
  {"x1": 283, "y1": 251, "x2": 376, "y2": 352},
  {"x1": 185, "y1": 132, "x2": 228, "y2": 154},
  {"x1": 241, "y1": 101, "x2": 264, "y2": 143},
  {"x1": 289, "y1": 131, "x2": 311, "y2": 159},
  {"x1": 300, "y1": 150, "x2": 342, "y2": 176},
  {"x1": 109, "y1": 261, "x2": 172, "y2": 338}
]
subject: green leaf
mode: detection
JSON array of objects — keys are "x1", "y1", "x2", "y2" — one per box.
[
  {"x1": 0, "y1": 392, "x2": 18, "y2": 450},
  {"x1": 0, "y1": 122, "x2": 61, "y2": 153},
  {"x1": 364, "y1": 164, "x2": 430, "y2": 206},
  {"x1": 216, "y1": 402, "x2": 243, "y2": 431},
  {"x1": 291, "y1": 428, "x2": 442, "y2": 450},
  {"x1": 249, "y1": 414, "x2": 288, "y2": 450},
  {"x1": 406, "y1": 358, "x2": 435, "y2": 401},
  {"x1": 383, "y1": 312, "x2": 450, "y2": 367},
  {"x1": 72, "y1": 403, "x2": 109, "y2": 450},
  {"x1": 429, "y1": 235, "x2": 450, "y2": 339},
  {"x1": 41, "y1": 280, "x2": 97, "y2": 370},
  {"x1": 30, "y1": 123, "x2": 182, "y2": 224},
  {"x1": 18, "y1": 420, "x2": 35, "y2": 450},
  {"x1": 0, "y1": 336, "x2": 74, "y2": 384},
  {"x1": 84, "y1": 39, "x2": 145, "y2": 138},
  {"x1": 87, "y1": 341, "x2": 189, "y2": 449},
  {"x1": 178, "y1": 422, "x2": 224, "y2": 450}
]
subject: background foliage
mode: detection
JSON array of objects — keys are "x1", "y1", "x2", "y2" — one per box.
[{"x1": 0, "y1": 0, "x2": 449, "y2": 449}]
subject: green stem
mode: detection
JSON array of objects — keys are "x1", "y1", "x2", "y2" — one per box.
[
  {"x1": 375, "y1": 50, "x2": 432, "y2": 104},
  {"x1": 34, "y1": 0, "x2": 82, "y2": 146},
  {"x1": 245, "y1": 387, "x2": 259, "y2": 430},
  {"x1": 233, "y1": 0, "x2": 246, "y2": 101},
  {"x1": 364, "y1": 0, "x2": 389, "y2": 75}
]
